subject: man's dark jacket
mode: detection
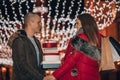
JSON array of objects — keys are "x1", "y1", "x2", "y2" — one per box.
[{"x1": 8, "y1": 30, "x2": 44, "y2": 80}]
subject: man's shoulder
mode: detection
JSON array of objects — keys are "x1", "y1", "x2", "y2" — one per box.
[{"x1": 12, "y1": 36, "x2": 26, "y2": 46}]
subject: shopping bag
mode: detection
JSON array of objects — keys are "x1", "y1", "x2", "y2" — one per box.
[{"x1": 99, "y1": 37, "x2": 116, "y2": 71}]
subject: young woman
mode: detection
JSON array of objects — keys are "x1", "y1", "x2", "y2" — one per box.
[{"x1": 45, "y1": 13, "x2": 101, "y2": 80}]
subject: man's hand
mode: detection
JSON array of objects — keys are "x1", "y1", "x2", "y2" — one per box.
[{"x1": 43, "y1": 75, "x2": 56, "y2": 80}]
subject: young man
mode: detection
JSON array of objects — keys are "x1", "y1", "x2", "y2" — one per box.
[{"x1": 8, "y1": 12, "x2": 45, "y2": 80}]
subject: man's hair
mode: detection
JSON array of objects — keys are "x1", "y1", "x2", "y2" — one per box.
[{"x1": 23, "y1": 12, "x2": 39, "y2": 29}]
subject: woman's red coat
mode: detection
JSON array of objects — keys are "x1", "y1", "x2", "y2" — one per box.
[{"x1": 53, "y1": 33, "x2": 101, "y2": 80}]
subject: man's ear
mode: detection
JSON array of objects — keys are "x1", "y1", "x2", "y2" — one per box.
[{"x1": 29, "y1": 20, "x2": 33, "y2": 25}]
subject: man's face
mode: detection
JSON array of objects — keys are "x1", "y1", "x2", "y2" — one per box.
[{"x1": 30, "y1": 15, "x2": 42, "y2": 33}]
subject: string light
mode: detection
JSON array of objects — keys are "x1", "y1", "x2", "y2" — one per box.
[
  {"x1": 56, "y1": 0, "x2": 82, "y2": 50},
  {"x1": 66, "y1": 0, "x2": 75, "y2": 18},
  {"x1": 46, "y1": 0, "x2": 52, "y2": 38},
  {"x1": 54, "y1": 0, "x2": 60, "y2": 18},
  {"x1": 75, "y1": 0, "x2": 82, "y2": 18},
  {"x1": 26, "y1": 0, "x2": 29, "y2": 13},
  {"x1": 84, "y1": 0, "x2": 118, "y2": 29},
  {"x1": 61, "y1": 0, "x2": 67, "y2": 18}
]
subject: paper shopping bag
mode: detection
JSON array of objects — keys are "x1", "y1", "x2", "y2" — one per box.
[{"x1": 100, "y1": 37, "x2": 115, "y2": 71}]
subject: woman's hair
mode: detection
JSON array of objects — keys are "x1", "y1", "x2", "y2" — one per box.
[{"x1": 77, "y1": 13, "x2": 100, "y2": 46}]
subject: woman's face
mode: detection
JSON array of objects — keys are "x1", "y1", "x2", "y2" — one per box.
[{"x1": 75, "y1": 18, "x2": 82, "y2": 30}]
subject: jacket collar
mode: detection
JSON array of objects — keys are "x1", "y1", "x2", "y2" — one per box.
[
  {"x1": 71, "y1": 36, "x2": 101, "y2": 61},
  {"x1": 17, "y1": 29, "x2": 27, "y2": 37}
]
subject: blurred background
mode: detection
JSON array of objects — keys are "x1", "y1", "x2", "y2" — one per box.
[{"x1": 0, "y1": 0, "x2": 120, "y2": 80}]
